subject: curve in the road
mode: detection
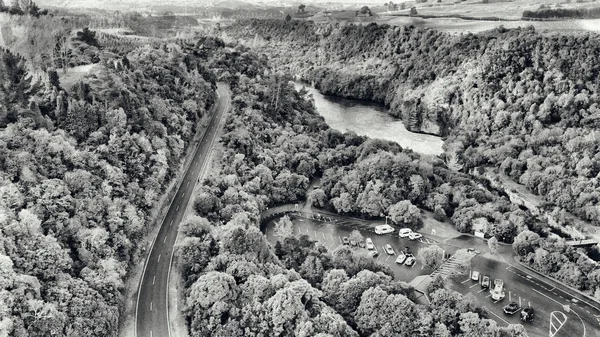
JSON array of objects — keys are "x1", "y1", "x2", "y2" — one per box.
[{"x1": 135, "y1": 83, "x2": 231, "y2": 337}]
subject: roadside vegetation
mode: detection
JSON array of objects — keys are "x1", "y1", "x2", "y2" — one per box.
[
  {"x1": 179, "y1": 35, "x2": 530, "y2": 337},
  {"x1": 0, "y1": 5, "x2": 217, "y2": 336}
]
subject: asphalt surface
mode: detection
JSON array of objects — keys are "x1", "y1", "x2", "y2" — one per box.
[
  {"x1": 264, "y1": 212, "x2": 600, "y2": 337},
  {"x1": 135, "y1": 84, "x2": 230, "y2": 337}
]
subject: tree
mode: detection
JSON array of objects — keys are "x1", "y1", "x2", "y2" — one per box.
[
  {"x1": 349, "y1": 230, "x2": 364, "y2": 245},
  {"x1": 418, "y1": 245, "x2": 444, "y2": 269},
  {"x1": 274, "y1": 215, "x2": 294, "y2": 240},
  {"x1": 512, "y1": 230, "x2": 540, "y2": 257},
  {"x1": 488, "y1": 237, "x2": 499, "y2": 254},
  {"x1": 285, "y1": 13, "x2": 292, "y2": 21},
  {"x1": 410, "y1": 6, "x2": 418, "y2": 16},
  {"x1": 427, "y1": 274, "x2": 446, "y2": 295},
  {"x1": 388, "y1": 200, "x2": 422, "y2": 228},
  {"x1": 359, "y1": 6, "x2": 372, "y2": 16},
  {"x1": 298, "y1": 4, "x2": 305, "y2": 13}
]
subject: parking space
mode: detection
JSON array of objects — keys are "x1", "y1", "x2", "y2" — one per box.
[
  {"x1": 263, "y1": 211, "x2": 600, "y2": 337},
  {"x1": 264, "y1": 212, "x2": 458, "y2": 283},
  {"x1": 447, "y1": 257, "x2": 598, "y2": 337}
]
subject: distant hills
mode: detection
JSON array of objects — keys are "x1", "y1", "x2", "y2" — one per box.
[{"x1": 35, "y1": 0, "x2": 384, "y2": 11}]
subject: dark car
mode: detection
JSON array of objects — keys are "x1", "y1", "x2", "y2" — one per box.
[
  {"x1": 503, "y1": 302, "x2": 520, "y2": 315},
  {"x1": 342, "y1": 237, "x2": 350, "y2": 245},
  {"x1": 521, "y1": 307, "x2": 534, "y2": 321},
  {"x1": 371, "y1": 250, "x2": 380, "y2": 258},
  {"x1": 481, "y1": 275, "x2": 490, "y2": 289}
]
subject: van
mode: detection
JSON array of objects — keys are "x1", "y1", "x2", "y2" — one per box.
[
  {"x1": 399, "y1": 228, "x2": 413, "y2": 238},
  {"x1": 375, "y1": 225, "x2": 394, "y2": 235}
]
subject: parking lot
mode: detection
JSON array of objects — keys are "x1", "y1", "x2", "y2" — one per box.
[
  {"x1": 263, "y1": 212, "x2": 458, "y2": 284},
  {"x1": 448, "y1": 257, "x2": 600, "y2": 337},
  {"x1": 262, "y1": 211, "x2": 600, "y2": 337}
]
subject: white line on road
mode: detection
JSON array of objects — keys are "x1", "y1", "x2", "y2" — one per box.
[
  {"x1": 150, "y1": 331, "x2": 152, "y2": 337},
  {"x1": 477, "y1": 289, "x2": 486, "y2": 293},
  {"x1": 338, "y1": 236, "x2": 342, "y2": 243},
  {"x1": 488, "y1": 310, "x2": 510, "y2": 325},
  {"x1": 186, "y1": 181, "x2": 189, "y2": 186},
  {"x1": 169, "y1": 220, "x2": 173, "y2": 227},
  {"x1": 182, "y1": 192, "x2": 185, "y2": 198},
  {"x1": 164, "y1": 236, "x2": 167, "y2": 243},
  {"x1": 485, "y1": 294, "x2": 492, "y2": 298},
  {"x1": 157, "y1": 254, "x2": 161, "y2": 262},
  {"x1": 152, "y1": 276, "x2": 155, "y2": 285},
  {"x1": 150, "y1": 302, "x2": 152, "y2": 311},
  {"x1": 176, "y1": 205, "x2": 179, "y2": 211},
  {"x1": 469, "y1": 283, "x2": 478, "y2": 289},
  {"x1": 461, "y1": 279, "x2": 471, "y2": 284}
]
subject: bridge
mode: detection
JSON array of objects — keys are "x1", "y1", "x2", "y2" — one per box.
[{"x1": 565, "y1": 238, "x2": 598, "y2": 247}]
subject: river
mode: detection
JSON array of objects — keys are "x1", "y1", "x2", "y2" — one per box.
[{"x1": 294, "y1": 82, "x2": 444, "y2": 156}]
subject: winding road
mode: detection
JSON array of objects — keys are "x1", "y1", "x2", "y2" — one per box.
[{"x1": 135, "y1": 83, "x2": 230, "y2": 337}]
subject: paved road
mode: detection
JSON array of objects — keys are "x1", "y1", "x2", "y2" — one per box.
[
  {"x1": 450, "y1": 257, "x2": 600, "y2": 337},
  {"x1": 264, "y1": 213, "x2": 600, "y2": 337},
  {"x1": 135, "y1": 84, "x2": 231, "y2": 337}
]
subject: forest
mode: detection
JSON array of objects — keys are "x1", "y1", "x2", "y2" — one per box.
[
  {"x1": 180, "y1": 38, "x2": 529, "y2": 337},
  {"x1": 523, "y1": 6, "x2": 600, "y2": 19},
  {"x1": 223, "y1": 18, "x2": 600, "y2": 299},
  {"x1": 226, "y1": 19, "x2": 600, "y2": 232},
  {"x1": 0, "y1": 4, "x2": 217, "y2": 335}
]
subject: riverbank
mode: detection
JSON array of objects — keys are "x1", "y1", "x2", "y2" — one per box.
[{"x1": 293, "y1": 82, "x2": 445, "y2": 156}]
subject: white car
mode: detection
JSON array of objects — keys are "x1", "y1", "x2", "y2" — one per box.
[
  {"x1": 395, "y1": 253, "x2": 407, "y2": 264},
  {"x1": 471, "y1": 271, "x2": 480, "y2": 281},
  {"x1": 408, "y1": 232, "x2": 422, "y2": 240},
  {"x1": 365, "y1": 238, "x2": 375, "y2": 250},
  {"x1": 384, "y1": 244, "x2": 395, "y2": 255},
  {"x1": 399, "y1": 228, "x2": 413, "y2": 238},
  {"x1": 404, "y1": 256, "x2": 416, "y2": 266},
  {"x1": 375, "y1": 225, "x2": 395, "y2": 235}
]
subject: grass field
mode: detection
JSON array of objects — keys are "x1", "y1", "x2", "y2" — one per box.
[{"x1": 308, "y1": 0, "x2": 600, "y2": 34}]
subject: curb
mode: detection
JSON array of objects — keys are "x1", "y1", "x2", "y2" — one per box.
[{"x1": 514, "y1": 260, "x2": 600, "y2": 311}]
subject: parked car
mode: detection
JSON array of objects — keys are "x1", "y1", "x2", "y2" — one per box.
[
  {"x1": 399, "y1": 228, "x2": 413, "y2": 238},
  {"x1": 365, "y1": 238, "x2": 375, "y2": 250},
  {"x1": 494, "y1": 279, "x2": 504, "y2": 289},
  {"x1": 342, "y1": 237, "x2": 350, "y2": 245},
  {"x1": 408, "y1": 232, "x2": 423, "y2": 240},
  {"x1": 471, "y1": 271, "x2": 480, "y2": 281},
  {"x1": 395, "y1": 253, "x2": 407, "y2": 264},
  {"x1": 358, "y1": 241, "x2": 365, "y2": 248},
  {"x1": 385, "y1": 244, "x2": 395, "y2": 255},
  {"x1": 371, "y1": 250, "x2": 380, "y2": 258},
  {"x1": 503, "y1": 302, "x2": 520, "y2": 315},
  {"x1": 491, "y1": 282, "x2": 505, "y2": 301},
  {"x1": 521, "y1": 307, "x2": 534, "y2": 321},
  {"x1": 404, "y1": 255, "x2": 416, "y2": 266},
  {"x1": 375, "y1": 225, "x2": 395, "y2": 235},
  {"x1": 481, "y1": 275, "x2": 490, "y2": 289}
]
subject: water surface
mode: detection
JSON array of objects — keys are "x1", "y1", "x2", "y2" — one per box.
[{"x1": 294, "y1": 82, "x2": 444, "y2": 156}]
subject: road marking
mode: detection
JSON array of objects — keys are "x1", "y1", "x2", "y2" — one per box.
[
  {"x1": 157, "y1": 254, "x2": 161, "y2": 262},
  {"x1": 494, "y1": 299, "x2": 501, "y2": 304},
  {"x1": 176, "y1": 205, "x2": 179, "y2": 211},
  {"x1": 477, "y1": 289, "x2": 486, "y2": 293},
  {"x1": 150, "y1": 302, "x2": 153, "y2": 311},
  {"x1": 150, "y1": 331, "x2": 152, "y2": 337},
  {"x1": 549, "y1": 311, "x2": 567, "y2": 337},
  {"x1": 186, "y1": 181, "x2": 189, "y2": 186},
  {"x1": 509, "y1": 291, "x2": 511, "y2": 301},
  {"x1": 461, "y1": 279, "x2": 471, "y2": 284},
  {"x1": 152, "y1": 276, "x2": 155, "y2": 284},
  {"x1": 182, "y1": 192, "x2": 185, "y2": 198},
  {"x1": 485, "y1": 294, "x2": 492, "y2": 298},
  {"x1": 469, "y1": 283, "x2": 478, "y2": 288},
  {"x1": 488, "y1": 310, "x2": 510, "y2": 325},
  {"x1": 163, "y1": 236, "x2": 167, "y2": 243},
  {"x1": 314, "y1": 230, "x2": 317, "y2": 237},
  {"x1": 338, "y1": 236, "x2": 342, "y2": 243},
  {"x1": 169, "y1": 220, "x2": 173, "y2": 227}
]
